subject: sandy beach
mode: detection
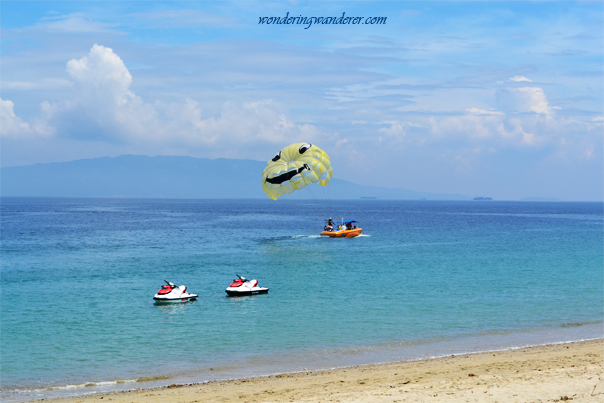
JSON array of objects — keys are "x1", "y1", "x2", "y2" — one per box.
[{"x1": 30, "y1": 339, "x2": 603, "y2": 403}]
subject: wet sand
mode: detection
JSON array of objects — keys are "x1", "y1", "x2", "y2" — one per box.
[{"x1": 32, "y1": 339, "x2": 603, "y2": 402}]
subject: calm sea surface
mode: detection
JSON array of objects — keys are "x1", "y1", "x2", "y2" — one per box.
[{"x1": 1, "y1": 198, "x2": 602, "y2": 401}]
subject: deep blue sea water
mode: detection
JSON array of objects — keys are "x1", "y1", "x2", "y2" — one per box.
[{"x1": 1, "y1": 198, "x2": 602, "y2": 401}]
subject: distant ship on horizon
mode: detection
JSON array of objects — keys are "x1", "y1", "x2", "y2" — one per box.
[{"x1": 473, "y1": 196, "x2": 493, "y2": 201}]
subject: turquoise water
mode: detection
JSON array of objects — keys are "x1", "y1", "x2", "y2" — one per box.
[{"x1": 1, "y1": 198, "x2": 602, "y2": 401}]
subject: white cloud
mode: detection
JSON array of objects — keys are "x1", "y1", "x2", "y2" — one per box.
[
  {"x1": 375, "y1": 82, "x2": 598, "y2": 155},
  {"x1": 430, "y1": 113, "x2": 513, "y2": 142},
  {"x1": 378, "y1": 121, "x2": 406, "y2": 138},
  {"x1": 509, "y1": 76, "x2": 532, "y2": 82},
  {"x1": 0, "y1": 99, "x2": 32, "y2": 137},
  {"x1": 160, "y1": 98, "x2": 323, "y2": 151},
  {"x1": 67, "y1": 44, "x2": 132, "y2": 97},
  {"x1": 465, "y1": 107, "x2": 504, "y2": 116},
  {"x1": 9, "y1": 44, "x2": 327, "y2": 158},
  {"x1": 496, "y1": 87, "x2": 552, "y2": 115},
  {"x1": 40, "y1": 45, "x2": 153, "y2": 142}
]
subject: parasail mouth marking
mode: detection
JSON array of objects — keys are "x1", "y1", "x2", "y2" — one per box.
[
  {"x1": 299, "y1": 144, "x2": 312, "y2": 154},
  {"x1": 265, "y1": 164, "x2": 310, "y2": 185}
]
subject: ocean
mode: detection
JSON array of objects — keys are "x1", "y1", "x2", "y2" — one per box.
[{"x1": 1, "y1": 198, "x2": 602, "y2": 401}]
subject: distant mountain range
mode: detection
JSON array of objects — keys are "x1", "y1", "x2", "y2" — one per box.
[{"x1": 1, "y1": 155, "x2": 473, "y2": 200}]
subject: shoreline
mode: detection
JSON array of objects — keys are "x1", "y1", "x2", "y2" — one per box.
[
  {"x1": 19, "y1": 339, "x2": 604, "y2": 402},
  {"x1": 8, "y1": 324, "x2": 602, "y2": 401}
]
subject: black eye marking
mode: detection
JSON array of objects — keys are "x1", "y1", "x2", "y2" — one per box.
[
  {"x1": 265, "y1": 164, "x2": 310, "y2": 184},
  {"x1": 271, "y1": 151, "x2": 281, "y2": 162},
  {"x1": 299, "y1": 144, "x2": 312, "y2": 154}
]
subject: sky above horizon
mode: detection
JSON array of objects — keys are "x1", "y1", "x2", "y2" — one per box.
[{"x1": 1, "y1": 1, "x2": 602, "y2": 201}]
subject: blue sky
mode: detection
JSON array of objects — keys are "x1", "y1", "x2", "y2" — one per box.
[{"x1": 1, "y1": 1, "x2": 602, "y2": 200}]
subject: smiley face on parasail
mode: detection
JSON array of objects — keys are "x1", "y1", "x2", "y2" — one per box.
[{"x1": 262, "y1": 143, "x2": 333, "y2": 200}]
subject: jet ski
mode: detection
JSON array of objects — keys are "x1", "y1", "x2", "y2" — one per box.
[
  {"x1": 153, "y1": 280, "x2": 198, "y2": 303},
  {"x1": 226, "y1": 275, "x2": 269, "y2": 296}
]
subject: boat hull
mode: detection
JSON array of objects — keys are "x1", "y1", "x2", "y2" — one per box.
[
  {"x1": 320, "y1": 228, "x2": 363, "y2": 238},
  {"x1": 225, "y1": 288, "x2": 269, "y2": 296},
  {"x1": 153, "y1": 295, "x2": 198, "y2": 303}
]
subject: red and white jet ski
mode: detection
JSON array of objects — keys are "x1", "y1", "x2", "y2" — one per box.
[
  {"x1": 226, "y1": 275, "x2": 269, "y2": 296},
  {"x1": 154, "y1": 280, "x2": 198, "y2": 303}
]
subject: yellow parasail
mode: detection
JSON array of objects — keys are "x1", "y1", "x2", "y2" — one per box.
[{"x1": 262, "y1": 143, "x2": 332, "y2": 200}]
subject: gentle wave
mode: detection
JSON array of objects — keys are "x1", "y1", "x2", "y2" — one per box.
[
  {"x1": 2, "y1": 379, "x2": 137, "y2": 395},
  {"x1": 560, "y1": 320, "x2": 603, "y2": 328},
  {"x1": 1, "y1": 374, "x2": 179, "y2": 398}
]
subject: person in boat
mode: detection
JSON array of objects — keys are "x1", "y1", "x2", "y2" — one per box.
[{"x1": 324, "y1": 218, "x2": 334, "y2": 232}]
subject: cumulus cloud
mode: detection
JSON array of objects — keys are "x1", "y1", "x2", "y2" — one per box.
[
  {"x1": 67, "y1": 44, "x2": 132, "y2": 93},
  {"x1": 438, "y1": 82, "x2": 557, "y2": 149},
  {"x1": 40, "y1": 45, "x2": 153, "y2": 142},
  {"x1": 375, "y1": 82, "x2": 599, "y2": 156},
  {"x1": 429, "y1": 112, "x2": 522, "y2": 143},
  {"x1": 160, "y1": 98, "x2": 323, "y2": 151},
  {"x1": 496, "y1": 87, "x2": 552, "y2": 115},
  {"x1": 378, "y1": 121, "x2": 406, "y2": 138},
  {"x1": 0, "y1": 99, "x2": 32, "y2": 137},
  {"x1": 21, "y1": 44, "x2": 325, "y2": 157}
]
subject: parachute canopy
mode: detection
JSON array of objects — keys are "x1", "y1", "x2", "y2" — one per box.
[{"x1": 262, "y1": 143, "x2": 332, "y2": 200}]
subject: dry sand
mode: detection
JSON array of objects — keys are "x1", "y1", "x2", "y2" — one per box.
[{"x1": 34, "y1": 339, "x2": 603, "y2": 403}]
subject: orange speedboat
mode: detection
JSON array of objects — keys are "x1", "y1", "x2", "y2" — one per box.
[{"x1": 320, "y1": 220, "x2": 363, "y2": 238}]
